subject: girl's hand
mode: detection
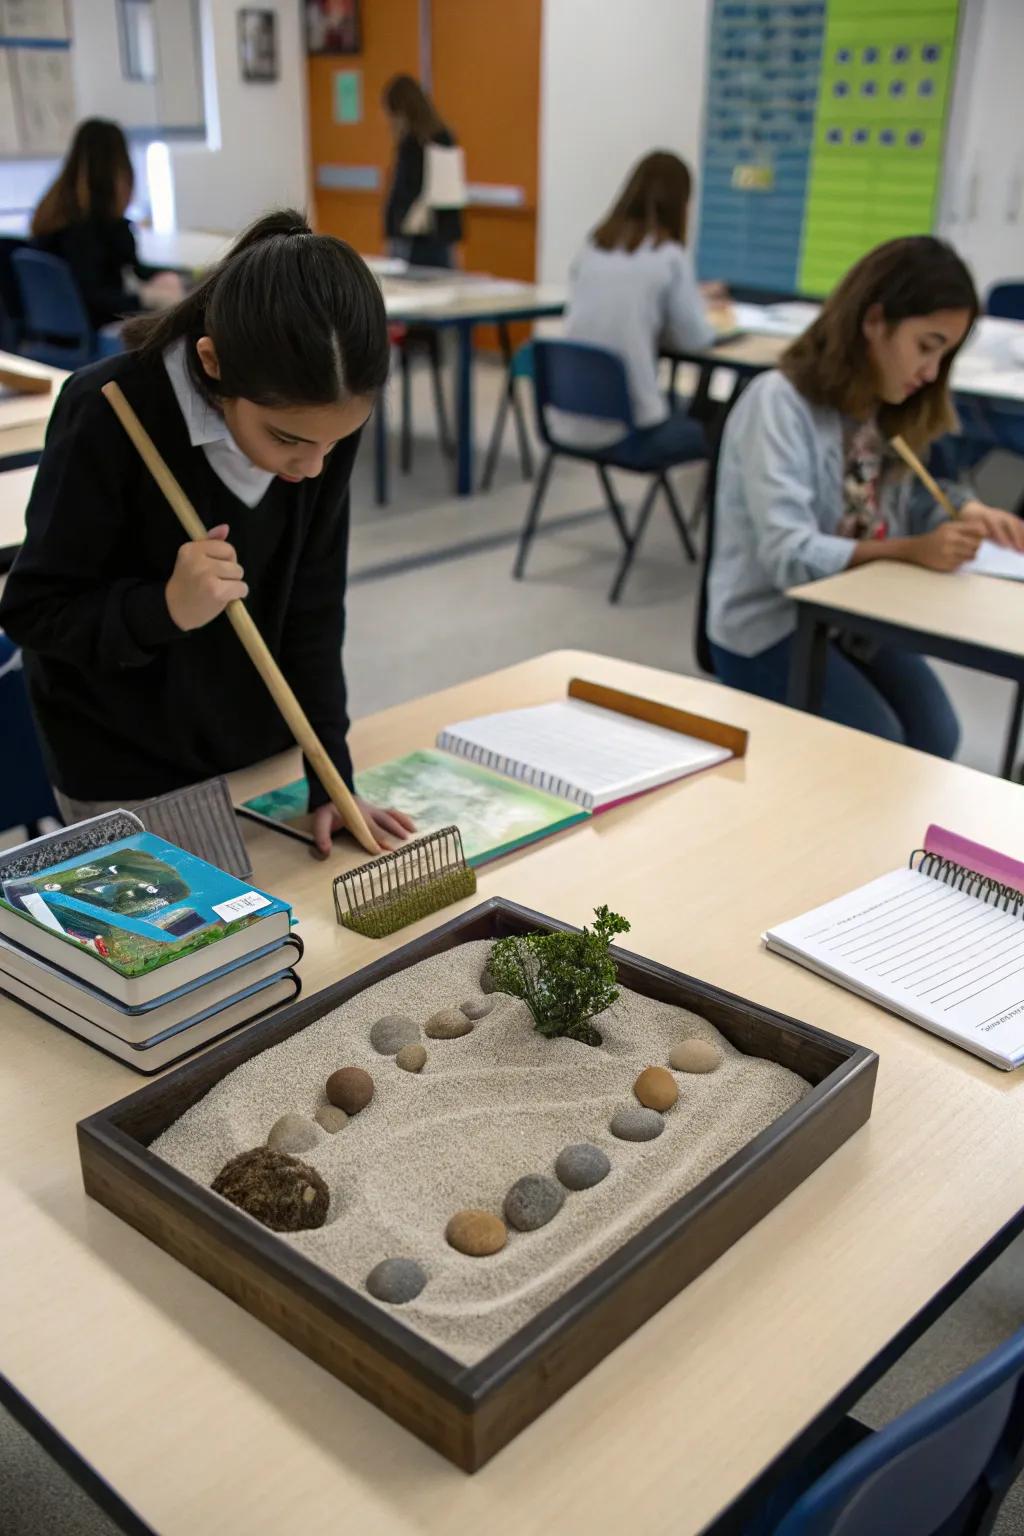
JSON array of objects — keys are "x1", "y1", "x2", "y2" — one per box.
[
  {"x1": 165, "y1": 525, "x2": 248, "y2": 630},
  {"x1": 309, "y1": 796, "x2": 416, "y2": 858},
  {"x1": 700, "y1": 279, "x2": 729, "y2": 301},
  {"x1": 960, "y1": 500, "x2": 1024, "y2": 551},
  {"x1": 911, "y1": 521, "x2": 984, "y2": 572}
]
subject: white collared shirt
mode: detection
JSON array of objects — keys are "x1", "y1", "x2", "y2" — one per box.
[{"x1": 163, "y1": 338, "x2": 275, "y2": 508}]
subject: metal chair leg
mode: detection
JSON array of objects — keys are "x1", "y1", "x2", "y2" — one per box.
[
  {"x1": 428, "y1": 343, "x2": 455, "y2": 459},
  {"x1": 1001, "y1": 681, "x2": 1024, "y2": 780},
  {"x1": 480, "y1": 377, "x2": 511, "y2": 492},
  {"x1": 373, "y1": 396, "x2": 389, "y2": 507},
  {"x1": 660, "y1": 472, "x2": 698, "y2": 563},
  {"x1": 399, "y1": 344, "x2": 412, "y2": 474},
  {"x1": 596, "y1": 464, "x2": 634, "y2": 551},
  {"x1": 609, "y1": 478, "x2": 660, "y2": 603},
  {"x1": 513, "y1": 451, "x2": 555, "y2": 578}
]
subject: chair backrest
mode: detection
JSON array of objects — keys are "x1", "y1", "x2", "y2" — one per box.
[
  {"x1": 13, "y1": 248, "x2": 93, "y2": 348},
  {"x1": 0, "y1": 236, "x2": 28, "y2": 347},
  {"x1": 987, "y1": 282, "x2": 1024, "y2": 321},
  {"x1": 0, "y1": 634, "x2": 59, "y2": 832},
  {"x1": 773, "y1": 1324, "x2": 1024, "y2": 1536},
  {"x1": 531, "y1": 339, "x2": 634, "y2": 448}
]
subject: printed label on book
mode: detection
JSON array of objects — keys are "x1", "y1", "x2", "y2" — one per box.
[{"x1": 213, "y1": 891, "x2": 271, "y2": 923}]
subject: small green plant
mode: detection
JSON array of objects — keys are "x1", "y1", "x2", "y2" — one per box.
[{"x1": 487, "y1": 905, "x2": 631, "y2": 1046}]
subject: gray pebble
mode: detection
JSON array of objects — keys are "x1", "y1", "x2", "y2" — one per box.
[
  {"x1": 480, "y1": 964, "x2": 499, "y2": 994},
  {"x1": 266, "y1": 1112, "x2": 320, "y2": 1154},
  {"x1": 396, "y1": 1043, "x2": 427, "y2": 1073},
  {"x1": 365, "y1": 1257, "x2": 427, "y2": 1305},
  {"x1": 424, "y1": 1008, "x2": 473, "y2": 1040},
  {"x1": 555, "y1": 1142, "x2": 611, "y2": 1190},
  {"x1": 461, "y1": 995, "x2": 496, "y2": 1021},
  {"x1": 369, "y1": 1014, "x2": 419, "y2": 1055},
  {"x1": 315, "y1": 1105, "x2": 348, "y2": 1134},
  {"x1": 610, "y1": 1107, "x2": 664, "y2": 1142},
  {"x1": 503, "y1": 1174, "x2": 566, "y2": 1232}
]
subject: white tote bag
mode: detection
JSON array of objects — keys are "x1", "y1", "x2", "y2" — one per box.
[{"x1": 402, "y1": 142, "x2": 467, "y2": 234}]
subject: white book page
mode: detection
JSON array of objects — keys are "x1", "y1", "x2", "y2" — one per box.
[
  {"x1": 439, "y1": 699, "x2": 731, "y2": 809},
  {"x1": 962, "y1": 540, "x2": 1024, "y2": 582},
  {"x1": 766, "y1": 867, "x2": 1024, "y2": 1067}
]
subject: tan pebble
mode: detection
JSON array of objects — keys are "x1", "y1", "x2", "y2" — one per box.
[
  {"x1": 669, "y1": 1039, "x2": 722, "y2": 1074},
  {"x1": 315, "y1": 1104, "x2": 349, "y2": 1133},
  {"x1": 326, "y1": 1066, "x2": 374, "y2": 1114},
  {"x1": 446, "y1": 1209, "x2": 507, "y2": 1256},
  {"x1": 461, "y1": 995, "x2": 496, "y2": 1021},
  {"x1": 396, "y1": 1043, "x2": 427, "y2": 1073},
  {"x1": 266, "y1": 1112, "x2": 320, "y2": 1154},
  {"x1": 633, "y1": 1065, "x2": 678, "y2": 1111},
  {"x1": 425, "y1": 1008, "x2": 473, "y2": 1040}
]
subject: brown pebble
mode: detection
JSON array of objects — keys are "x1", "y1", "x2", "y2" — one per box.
[
  {"x1": 460, "y1": 995, "x2": 496, "y2": 1021},
  {"x1": 446, "y1": 1209, "x2": 507, "y2": 1256},
  {"x1": 326, "y1": 1066, "x2": 374, "y2": 1114},
  {"x1": 425, "y1": 1008, "x2": 473, "y2": 1040},
  {"x1": 315, "y1": 1104, "x2": 349, "y2": 1134},
  {"x1": 633, "y1": 1065, "x2": 678, "y2": 1112},
  {"x1": 396, "y1": 1043, "x2": 427, "y2": 1073},
  {"x1": 669, "y1": 1039, "x2": 722, "y2": 1074}
]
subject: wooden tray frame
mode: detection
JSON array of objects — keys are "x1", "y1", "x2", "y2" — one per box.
[{"x1": 78, "y1": 898, "x2": 877, "y2": 1471}]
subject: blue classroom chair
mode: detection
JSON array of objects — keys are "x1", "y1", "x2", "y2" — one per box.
[
  {"x1": 747, "y1": 1323, "x2": 1024, "y2": 1535},
  {"x1": 514, "y1": 338, "x2": 707, "y2": 603},
  {"x1": 12, "y1": 249, "x2": 124, "y2": 370},
  {"x1": 0, "y1": 635, "x2": 59, "y2": 838}
]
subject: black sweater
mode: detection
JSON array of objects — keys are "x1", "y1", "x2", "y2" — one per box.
[
  {"x1": 33, "y1": 217, "x2": 145, "y2": 329},
  {"x1": 0, "y1": 350, "x2": 357, "y2": 807},
  {"x1": 384, "y1": 130, "x2": 463, "y2": 249}
]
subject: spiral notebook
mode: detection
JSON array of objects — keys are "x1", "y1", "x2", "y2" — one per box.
[{"x1": 764, "y1": 826, "x2": 1024, "y2": 1070}]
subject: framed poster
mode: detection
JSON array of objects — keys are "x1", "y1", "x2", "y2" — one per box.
[
  {"x1": 238, "y1": 8, "x2": 278, "y2": 82},
  {"x1": 305, "y1": 0, "x2": 360, "y2": 56}
]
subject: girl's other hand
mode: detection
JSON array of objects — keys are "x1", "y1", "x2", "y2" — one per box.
[
  {"x1": 960, "y1": 500, "x2": 1024, "y2": 551},
  {"x1": 310, "y1": 797, "x2": 417, "y2": 858}
]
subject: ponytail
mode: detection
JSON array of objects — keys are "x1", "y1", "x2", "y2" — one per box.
[{"x1": 124, "y1": 208, "x2": 389, "y2": 406}]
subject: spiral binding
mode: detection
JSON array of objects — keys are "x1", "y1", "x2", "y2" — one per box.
[{"x1": 910, "y1": 849, "x2": 1024, "y2": 917}]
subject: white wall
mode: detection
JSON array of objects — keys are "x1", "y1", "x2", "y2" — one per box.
[
  {"x1": 537, "y1": 0, "x2": 711, "y2": 285},
  {"x1": 71, "y1": 0, "x2": 204, "y2": 134},
  {"x1": 169, "y1": 0, "x2": 310, "y2": 235}
]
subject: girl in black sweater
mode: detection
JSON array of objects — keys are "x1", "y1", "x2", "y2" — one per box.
[
  {"x1": 0, "y1": 209, "x2": 414, "y2": 856},
  {"x1": 382, "y1": 75, "x2": 463, "y2": 269}
]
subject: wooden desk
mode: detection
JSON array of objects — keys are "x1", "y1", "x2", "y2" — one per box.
[
  {"x1": 787, "y1": 563, "x2": 1024, "y2": 778},
  {"x1": 0, "y1": 462, "x2": 35, "y2": 568},
  {"x1": 0, "y1": 352, "x2": 67, "y2": 462},
  {"x1": 3, "y1": 651, "x2": 1024, "y2": 1536},
  {"x1": 135, "y1": 227, "x2": 230, "y2": 273}
]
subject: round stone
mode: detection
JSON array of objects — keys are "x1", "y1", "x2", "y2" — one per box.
[
  {"x1": 424, "y1": 1008, "x2": 473, "y2": 1040},
  {"x1": 212, "y1": 1146, "x2": 329, "y2": 1231},
  {"x1": 503, "y1": 1174, "x2": 566, "y2": 1231},
  {"x1": 555, "y1": 1142, "x2": 611, "y2": 1191},
  {"x1": 396, "y1": 1043, "x2": 427, "y2": 1073},
  {"x1": 366, "y1": 1257, "x2": 427, "y2": 1305},
  {"x1": 479, "y1": 964, "x2": 499, "y2": 994},
  {"x1": 610, "y1": 1107, "x2": 665, "y2": 1142},
  {"x1": 669, "y1": 1039, "x2": 723, "y2": 1074},
  {"x1": 266, "y1": 1111, "x2": 320, "y2": 1155},
  {"x1": 326, "y1": 1066, "x2": 374, "y2": 1114},
  {"x1": 369, "y1": 1014, "x2": 419, "y2": 1056},
  {"x1": 633, "y1": 1065, "x2": 679, "y2": 1112},
  {"x1": 315, "y1": 1104, "x2": 349, "y2": 1134},
  {"x1": 460, "y1": 995, "x2": 496, "y2": 1021},
  {"x1": 446, "y1": 1209, "x2": 507, "y2": 1256}
]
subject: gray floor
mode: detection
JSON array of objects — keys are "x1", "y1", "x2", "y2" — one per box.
[{"x1": 3, "y1": 358, "x2": 1023, "y2": 1532}]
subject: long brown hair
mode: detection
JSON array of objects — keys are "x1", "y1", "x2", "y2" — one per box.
[
  {"x1": 782, "y1": 236, "x2": 978, "y2": 448},
  {"x1": 592, "y1": 152, "x2": 692, "y2": 253},
  {"x1": 32, "y1": 118, "x2": 134, "y2": 238},
  {"x1": 382, "y1": 74, "x2": 448, "y2": 144}
]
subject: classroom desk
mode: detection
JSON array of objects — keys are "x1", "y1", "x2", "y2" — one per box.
[
  {"x1": 0, "y1": 462, "x2": 35, "y2": 569},
  {"x1": 0, "y1": 352, "x2": 68, "y2": 463},
  {"x1": 3, "y1": 650, "x2": 1024, "y2": 1536},
  {"x1": 378, "y1": 279, "x2": 566, "y2": 495},
  {"x1": 130, "y1": 227, "x2": 231, "y2": 274},
  {"x1": 787, "y1": 562, "x2": 1024, "y2": 779}
]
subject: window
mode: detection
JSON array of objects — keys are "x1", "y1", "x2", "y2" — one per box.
[{"x1": 119, "y1": 0, "x2": 158, "y2": 84}]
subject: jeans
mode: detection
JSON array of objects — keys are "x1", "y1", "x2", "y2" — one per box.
[
  {"x1": 610, "y1": 406, "x2": 707, "y2": 468},
  {"x1": 709, "y1": 633, "x2": 960, "y2": 759}
]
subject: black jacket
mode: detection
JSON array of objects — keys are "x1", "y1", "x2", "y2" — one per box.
[
  {"x1": 384, "y1": 129, "x2": 463, "y2": 248},
  {"x1": 0, "y1": 349, "x2": 357, "y2": 806},
  {"x1": 33, "y1": 217, "x2": 145, "y2": 329}
]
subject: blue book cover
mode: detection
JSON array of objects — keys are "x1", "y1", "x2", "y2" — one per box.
[{"x1": 0, "y1": 833, "x2": 290, "y2": 985}]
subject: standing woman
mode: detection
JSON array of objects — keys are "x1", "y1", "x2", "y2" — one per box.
[
  {"x1": 382, "y1": 75, "x2": 463, "y2": 269},
  {"x1": 31, "y1": 118, "x2": 182, "y2": 329}
]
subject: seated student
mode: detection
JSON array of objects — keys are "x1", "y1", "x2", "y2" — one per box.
[
  {"x1": 555, "y1": 151, "x2": 721, "y2": 451},
  {"x1": 31, "y1": 117, "x2": 182, "y2": 330},
  {"x1": 707, "y1": 236, "x2": 1024, "y2": 758},
  {"x1": 0, "y1": 210, "x2": 413, "y2": 856}
]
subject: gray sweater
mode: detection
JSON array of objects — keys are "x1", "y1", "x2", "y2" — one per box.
[{"x1": 707, "y1": 370, "x2": 970, "y2": 656}]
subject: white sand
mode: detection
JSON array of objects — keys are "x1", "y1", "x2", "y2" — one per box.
[{"x1": 152, "y1": 940, "x2": 809, "y2": 1364}]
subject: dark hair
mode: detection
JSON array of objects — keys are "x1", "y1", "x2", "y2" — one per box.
[
  {"x1": 32, "y1": 118, "x2": 134, "y2": 237},
  {"x1": 592, "y1": 152, "x2": 692, "y2": 253},
  {"x1": 123, "y1": 209, "x2": 389, "y2": 406},
  {"x1": 782, "y1": 236, "x2": 979, "y2": 448},
  {"x1": 382, "y1": 74, "x2": 448, "y2": 143}
]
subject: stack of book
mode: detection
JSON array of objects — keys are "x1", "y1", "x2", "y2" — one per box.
[{"x1": 0, "y1": 814, "x2": 301, "y2": 1072}]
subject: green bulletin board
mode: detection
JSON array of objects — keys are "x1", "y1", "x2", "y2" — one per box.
[{"x1": 799, "y1": 0, "x2": 961, "y2": 294}]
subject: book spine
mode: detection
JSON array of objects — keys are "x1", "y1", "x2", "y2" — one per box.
[
  {"x1": 436, "y1": 731, "x2": 593, "y2": 811},
  {"x1": 911, "y1": 849, "x2": 1024, "y2": 917}
]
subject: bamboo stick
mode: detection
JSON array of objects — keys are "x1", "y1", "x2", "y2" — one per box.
[{"x1": 889, "y1": 434, "x2": 961, "y2": 521}]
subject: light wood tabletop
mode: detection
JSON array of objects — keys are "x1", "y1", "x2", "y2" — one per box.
[
  {"x1": 0, "y1": 462, "x2": 36, "y2": 559},
  {"x1": 381, "y1": 277, "x2": 566, "y2": 324},
  {"x1": 0, "y1": 352, "x2": 67, "y2": 461},
  {"x1": 788, "y1": 561, "x2": 1024, "y2": 661},
  {"x1": 3, "y1": 650, "x2": 1024, "y2": 1536}
]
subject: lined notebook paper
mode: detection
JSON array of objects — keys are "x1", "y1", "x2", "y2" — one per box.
[
  {"x1": 765, "y1": 866, "x2": 1024, "y2": 1070},
  {"x1": 437, "y1": 699, "x2": 732, "y2": 812}
]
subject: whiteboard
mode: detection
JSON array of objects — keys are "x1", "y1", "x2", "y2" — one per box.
[
  {"x1": 13, "y1": 45, "x2": 74, "y2": 155},
  {"x1": 0, "y1": 49, "x2": 18, "y2": 155},
  {"x1": 1, "y1": 0, "x2": 70, "y2": 41}
]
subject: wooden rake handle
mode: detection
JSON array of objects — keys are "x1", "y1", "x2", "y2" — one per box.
[
  {"x1": 889, "y1": 434, "x2": 960, "y2": 522},
  {"x1": 101, "y1": 380, "x2": 380, "y2": 856}
]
